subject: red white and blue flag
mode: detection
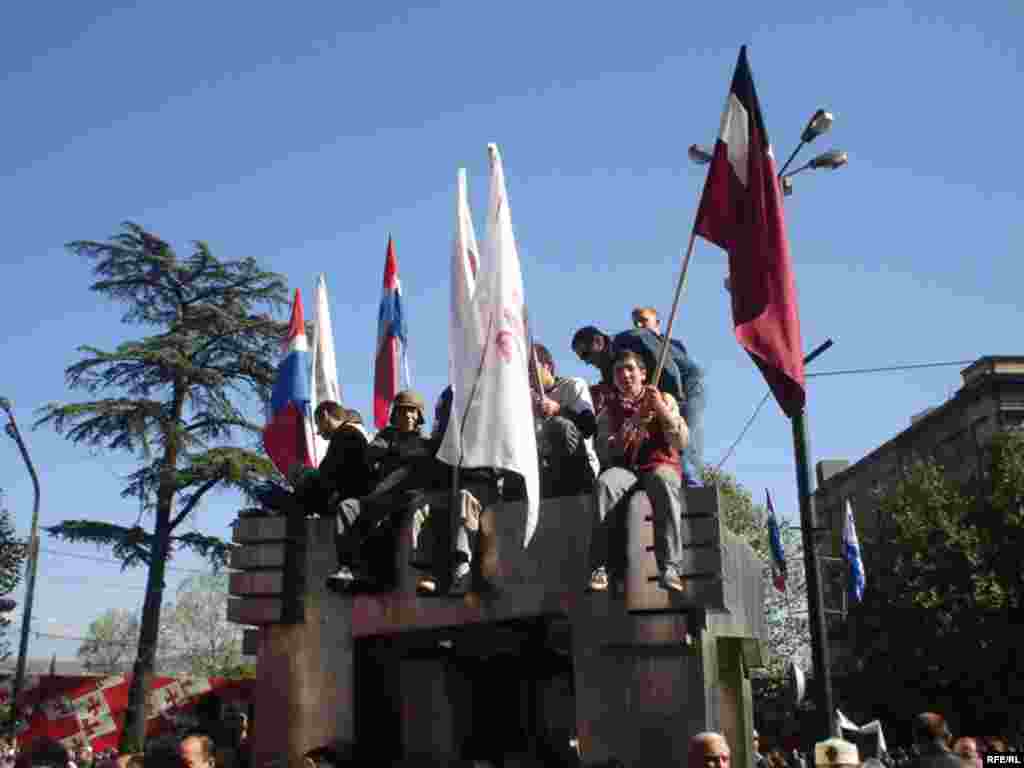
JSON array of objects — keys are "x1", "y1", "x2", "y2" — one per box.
[
  {"x1": 766, "y1": 489, "x2": 787, "y2": 592},
  {"x1": 694, "y1": 46, "x2": 806, "y2": 418},
  {"x1": 374, "y1": 236, "x2": 409, "y2": 429},
  {"x1": 263, "y1": 289, "x2": 315, "y2": 477}
]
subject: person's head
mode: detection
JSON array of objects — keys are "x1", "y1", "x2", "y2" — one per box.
[
  {"x1": 815, "y1": 738, "x2": 859, "y2": 768},
  {"x1": 571, "y1": 326, "x2": 611, "y2": 370},
  {"x1": 987, "y1": 738, "x2": 1007, "y2": 754},
  {"x1": 914, "y1": 713, "x2": 952, "y2": 748},
  {"x1": 390, "y1": 390, "x2": 426, "y2": 433},
  {"x1": 631, "y1": 306, "x2": 660, "y2": 332},
  {"x1": 689, "y1": 732, "x2": 731, "y2": 768},
  {"x1": 953, "y1": 738, "x2": 978, "y2": 763},
  {"x1": 313, "y1": 401, "x2": 358, "y2": 438},
  {"x1": 302, "y1": 746, "x2": 340, "y2": 768},
  {"x1": 753, "y1": 730, "x2": 761, "y2": 754},
  {"x1": 531, "y1": 343, "x2": 556, "y2": 389},
  {"x1": 178, "y1": 735, "x2": 214, "y2": 768},
  {"x1": 612, "y1": 350, "x2": 647, "y2": 395}
]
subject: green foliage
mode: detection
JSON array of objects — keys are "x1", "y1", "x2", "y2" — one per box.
[
  {"x1": 703, "y1": 467, "x2": 811, "y2": 684},
  {"x1": 160, "y1": 573, "x2": 243, "y2": 677},
  {"x1": 0, "y1": 492, "x2": 26, "y2": 661},
  {"x1": 35, "y1": 223, "x2": 290, "y2": 750},
  {"x1": 78, "y1": 608, "x2": 139, "y2": 675},
  {"x1": 850, "y1": 429, "x2": 1024, "y2": 727}
]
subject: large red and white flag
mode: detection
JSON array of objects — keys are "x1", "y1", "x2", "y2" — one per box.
[
  {"x1": 439, "y1": 145, "x2": 539, "y2": 545},
  {"x1": 438, "y1": 167, "x2": 483, "y2": 467},
  {"x1": 6, "y1": 674, "x2": 250, "y2": 752},
  {"x1": 694, "y1": 46, "x2": 806, "y2": 418}
]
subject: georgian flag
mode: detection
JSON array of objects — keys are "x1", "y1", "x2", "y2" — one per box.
[
  {"x1": 694, "y1": 46, "x2": 806, "y2": 418},
  {"x1": 843, "y1": 499, "x2": 865, "y2": 603}
]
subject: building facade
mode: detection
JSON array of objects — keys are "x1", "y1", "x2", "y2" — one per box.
[{"x1": 812, "y1": 355, "x2": 1024, "y2": 686}]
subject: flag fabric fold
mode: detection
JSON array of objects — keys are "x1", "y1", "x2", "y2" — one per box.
[
  {"x1": 766, "y1": 489, "x2": 787, "y2": 592},
  {"x1": 438, "y1": 167, "x2": 484, "y2": 466},
  {"x1": 694, "y1": 45, "x2": 806, "y2": 418},
  {"x1": 310, "y1": 274, "x2": 342, "y2": 465},
  {"x1": 264, "y1": 289, "x2": 315, "y2": 477},
  {"x1": 842, "y1": 499, "x2": 865, "y2": 603},
  {"x1": 374, "y1": 237, "x2": 408, "y2": 429},
  {"x1": 439, "y1": 145, "x2": 540, "y2": 546}
]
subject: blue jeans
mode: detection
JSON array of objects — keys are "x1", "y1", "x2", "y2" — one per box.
[{"x1": 680, "y1": 379, "x2": 705, "y2": 486}]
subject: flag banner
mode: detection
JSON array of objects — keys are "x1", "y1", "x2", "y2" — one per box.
[
  {"x1": 438, "y1": 167, "x2": 484, "y2": 467},
  {"x1": 694, "y1": 46, "x2": 806, "y2": 418},
  {"x1": 766, "y1": 489, "x2": 787, "y2": 592},
  {"x1": 836, "y1": 710, "x2": 887, "y2": 755},
  {"x1": 842, "y1": 499, "x2": 865, "y2": 602},
  {"x1": 311, "y1": 273, "x2": 342, "y2": 464},
  {"x1": 374, "y1": 237, "x2": 408, "y2": 429},
  {"x1": 439, "y1": 145, "x2": 540, "y2": 545},
  {"x1": 7, "y1": 675, "x2": 252, "y2": 751},
  {"x1": 263, "y1": 289, "x2": 315, "y2": 477}
]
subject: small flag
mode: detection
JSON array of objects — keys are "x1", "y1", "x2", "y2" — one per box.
[
  {"x1": 766, "y1": 490, "x2": 787, "y2": 592},
  {"x1": 842, "y1": 499, "x2": 865, "y2": 603},
  {"x1": 263, "y1": 290, "x2": 315, "y2": 477},
  {"x1": 694, "y1": 46, "x2": 806, "y2": 418},
  {"x1": 310, "y1": 274, "x2": 341, "y2": 464},
  {"x1": 373, "y1": 236, "x2": 408, "y2": 429}
]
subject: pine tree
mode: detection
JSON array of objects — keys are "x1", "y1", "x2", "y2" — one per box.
[
  {"x1": 0, "y1": 488, "x2": 26, "y2": 662},
  {"x1": 37, "y1": 223, "x2": 289, "y2": 751}
]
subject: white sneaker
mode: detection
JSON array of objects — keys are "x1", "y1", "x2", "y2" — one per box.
[
  {"x1": 326, "y1": 566, "x2": 355, "y2": 585},
  {"x1": 587, "y1": 566, "x2": 609, "y2": 592}
]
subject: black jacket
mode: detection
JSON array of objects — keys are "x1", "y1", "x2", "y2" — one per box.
[{"x1": 305, "y1": 423, "x2": 373, "y2": 507}]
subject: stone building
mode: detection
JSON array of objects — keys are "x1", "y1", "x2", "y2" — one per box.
[{"x1": 812, "y1": 355, "x2": 1024, "y2": 678}]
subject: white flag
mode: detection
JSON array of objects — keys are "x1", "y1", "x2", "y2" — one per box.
[
  {"x1": 438, "y1": 167, "x2": 483, "y2": 465},
  {"x1": 438, "y1": 145, "x2": 540, "y2": 545},
  {"x1": 310, "y1": 273, "x2": 342, "y2": 464}
]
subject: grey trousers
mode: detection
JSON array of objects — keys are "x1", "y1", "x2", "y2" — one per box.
[{"x1": 589, "y1": 465, "x2": 686, "y2": 575}]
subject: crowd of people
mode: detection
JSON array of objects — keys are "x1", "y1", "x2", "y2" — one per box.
[
  {"x1": 7, "y1": 708, "x2": 1019, "y2": 766},
  {"x1": 256, "y1": 305, "x2": 709, "y2": 599}
]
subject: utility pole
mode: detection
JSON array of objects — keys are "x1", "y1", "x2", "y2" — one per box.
[{"x1": 1, "y1": 399, "x2": 42, "y2": 741}]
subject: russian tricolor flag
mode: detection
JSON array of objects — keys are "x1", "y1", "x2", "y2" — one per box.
[
  {"x1": 263, "y1": 289, "x2": 315, "y2": 477},
  {"x1": 766, "y1": 490, "x2": 787, "y2": 592},
  {"x1": 374, "y1": 236, "x2": 408, "y2": 429}
]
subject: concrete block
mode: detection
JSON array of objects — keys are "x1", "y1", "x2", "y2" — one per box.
[
  {"x1": 229, "y1": 542, "x2": 287, "y2": 570},
  {"x1": 229, "y1": 571, "x2": 284, "y2": 596},
  {"x1": 227, "y1": 597, "x2": 283, "y2": 625},
  {"x1": 233, "y1": 516, "x2": 289, "y2": 544}
]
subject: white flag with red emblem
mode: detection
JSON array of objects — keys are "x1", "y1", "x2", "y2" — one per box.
[{"x1": 440, "y1": 145, "x2": 539, "y2": 545}]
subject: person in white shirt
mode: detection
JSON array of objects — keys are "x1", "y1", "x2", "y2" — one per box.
[{"x1": 530, "y1": 343, "x2": 600, "y2": 498}]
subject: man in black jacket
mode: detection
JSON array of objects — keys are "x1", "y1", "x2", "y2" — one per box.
[{"x1": 908, "y1": 713, "x2": 962, "y2": 768}]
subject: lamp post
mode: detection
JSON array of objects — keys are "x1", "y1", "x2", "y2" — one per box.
[
  {"x1": 691, "y1": 108, "x2": 847, "y2": 740},
  {"x1": 0, "y1": 398, "x2": 42, "y2": 740}
]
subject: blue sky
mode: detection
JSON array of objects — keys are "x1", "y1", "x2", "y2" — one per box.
[{"x1": 1, "y1": 1, "x2": 1021, "y2": 660}]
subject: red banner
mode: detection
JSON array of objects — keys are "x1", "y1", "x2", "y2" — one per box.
[{"x1": 0, "y1": 674, "x2": 252, "y2": 752}]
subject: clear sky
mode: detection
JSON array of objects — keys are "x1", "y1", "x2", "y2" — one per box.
[{"x1": 1, "y1": 1, "x2": 1021, "y2": 661}]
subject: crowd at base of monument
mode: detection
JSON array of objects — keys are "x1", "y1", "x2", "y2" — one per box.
[{"x1": 8, "y1": 709, "x2": 1020, "y2": 768}]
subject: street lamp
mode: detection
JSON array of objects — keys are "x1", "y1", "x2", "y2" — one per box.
[
  {"x1": 690, "y1": 108, "x2": 847, "y2": 741},
  {"x1": 1, "y1": 398, "x2": 41, "y2": 741}
]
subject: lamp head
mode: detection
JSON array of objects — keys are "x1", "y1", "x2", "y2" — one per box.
[
  {"x1": 689, "y1": 144, "x2": 714, "y2": 165},
  {"x1": 810, "y1": 149, "x2": 848, "y2": 170},
  {"x1": 801, "y1": 109, "x2": 834, "y2": 143}
]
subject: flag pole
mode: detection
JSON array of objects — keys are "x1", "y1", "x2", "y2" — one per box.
[{"x1": 651, "y1": 231, "x2": 697, "y2": 389}]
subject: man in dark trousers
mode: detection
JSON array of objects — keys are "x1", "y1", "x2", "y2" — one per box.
[{"x1": 908, "y1": 713, "x2": 962, "y2": 768}]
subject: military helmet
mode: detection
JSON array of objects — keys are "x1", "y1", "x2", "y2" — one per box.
[{"x1": 391, "y1": 390, "x2": 426, "y2": 425}]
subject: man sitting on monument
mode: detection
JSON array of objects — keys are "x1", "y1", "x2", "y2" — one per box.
[
  {"x1": 529, "y1": 342, "x2": 600, "y2": 497},
  {"x1": 587, "y1": 349, "x2": 689, "y2": 593},
  {"x1": 572, "y1": 322, "x2": 705, "y2": 485}
]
